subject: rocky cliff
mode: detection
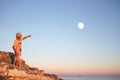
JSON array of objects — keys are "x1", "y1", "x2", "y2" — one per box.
[{"x1": 0, "y1": 51, "x2": 63, "y2": 80}]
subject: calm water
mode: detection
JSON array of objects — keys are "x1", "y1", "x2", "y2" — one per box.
[{"x1": 61, "y1": 76, "x2": 120, "y2": 80}]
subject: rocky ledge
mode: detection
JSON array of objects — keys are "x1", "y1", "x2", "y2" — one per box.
[{"x1": 0, "y1": 51, "x2": 63, "y2": 80}]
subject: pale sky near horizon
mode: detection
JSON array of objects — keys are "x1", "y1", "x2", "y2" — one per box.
[{"x1": 0, "y1": 0, "x2": 120, "y2": 76}]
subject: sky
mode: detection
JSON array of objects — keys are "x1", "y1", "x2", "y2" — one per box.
[{"x1": 0, "y1": 0, "x2": 120, "y2": 76}]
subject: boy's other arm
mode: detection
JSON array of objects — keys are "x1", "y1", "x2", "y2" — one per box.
[
  {"x1": 12, "y1": 46, "x2": 16, "y2": 52},
  {"x1": 12, "y1": 41, "x2": 17, "y2": 52},
  {"x1": 22, "y1": 35, "x2": 31, "y2": 40}
]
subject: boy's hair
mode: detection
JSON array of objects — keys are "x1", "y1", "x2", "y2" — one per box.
[{"x1": 16, "y1": 32, "x2": 22, "y2": 38}]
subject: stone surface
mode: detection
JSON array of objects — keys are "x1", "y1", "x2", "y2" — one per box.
[{"x1": 0, "y1": 51, "x2": 63, "y2": 80}]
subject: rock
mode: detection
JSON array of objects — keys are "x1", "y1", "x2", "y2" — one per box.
[
  {"x1": 0, "y1": 51, "x2": 62, "y2": 80},
  {"x1": 0, "y1": 51, "x2": 14, "y2": 64}
]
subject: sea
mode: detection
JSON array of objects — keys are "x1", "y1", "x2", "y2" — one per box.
[{"x1": 61, "y1": 76, "x2": 120, "y2": 80}]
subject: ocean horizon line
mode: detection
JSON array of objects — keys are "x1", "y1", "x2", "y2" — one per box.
[{"x1": 59, "y1": 74, "x2": 120, "y2": 77}]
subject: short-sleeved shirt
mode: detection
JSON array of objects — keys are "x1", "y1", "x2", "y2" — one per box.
[{"x1": 13, "y1": 39, "x2": 22, "y2": 52}]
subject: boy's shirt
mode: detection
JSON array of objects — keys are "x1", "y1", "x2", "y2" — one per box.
[{"x1": 13, "y1": 39, "x2": 22, "y2": 51}]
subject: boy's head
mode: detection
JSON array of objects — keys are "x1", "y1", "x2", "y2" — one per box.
[{"x1": 16, "y1": 32, "x2": 22, "y2": 39}]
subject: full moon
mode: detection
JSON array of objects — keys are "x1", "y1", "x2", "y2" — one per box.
[{"x1": 78, "y1": 22, "x2": 84, "y2": 29}]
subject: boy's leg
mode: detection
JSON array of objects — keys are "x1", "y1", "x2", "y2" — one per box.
[
  {"x1": 15, "y1": 55, "x2": 20, "y2": 67},
  {"x1": 15, "y1": 60, "x2": 19, "y2": 67}
]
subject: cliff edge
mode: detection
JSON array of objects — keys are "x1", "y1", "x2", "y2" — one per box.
[{"x1": 0, "y1": 51, "x2": 63, "y2": 80}]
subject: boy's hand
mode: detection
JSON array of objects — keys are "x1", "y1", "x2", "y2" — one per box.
[
  {"x1": 22, "y1": 35, "x2": 31, "y2": 40},
  {"x1": 28, "y1": 35, "x2": 31, "y2": 37}
]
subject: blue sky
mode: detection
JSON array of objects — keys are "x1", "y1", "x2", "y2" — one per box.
[{"x1": 0, "y1": 0, "x2": 120, "y2": 75}]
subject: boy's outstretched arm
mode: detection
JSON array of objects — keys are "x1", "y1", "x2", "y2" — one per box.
[{"x1": 22, "y1": 35, "x2": 31, "y2": 40}]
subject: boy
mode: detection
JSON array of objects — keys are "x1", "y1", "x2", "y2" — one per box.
[{"x1": 12, "y1": 32, "x2": 31, "y2": 66}]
